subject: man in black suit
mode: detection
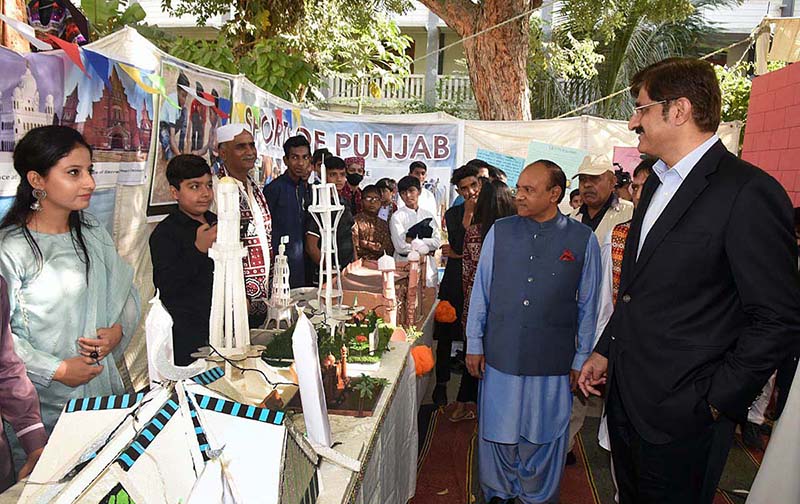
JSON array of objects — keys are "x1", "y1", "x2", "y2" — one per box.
[{"x1": 578, "y1": 57, "x2": 800, "y2": 504}]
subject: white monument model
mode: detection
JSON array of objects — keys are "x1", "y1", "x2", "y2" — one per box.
[
  {"x1": 266, "y1": 235, "x2": 294, "y2": 329},
  {"x1": 308, "y1": 156, "x2": 346, "y2": 325},
  {"x1": 209, "y1": 177, "x2": 251, "y2": 354}
]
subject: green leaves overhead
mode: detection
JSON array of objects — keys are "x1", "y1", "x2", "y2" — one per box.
[{"x1": 160, "y1": 0, "x2": 412, "y2": 103}]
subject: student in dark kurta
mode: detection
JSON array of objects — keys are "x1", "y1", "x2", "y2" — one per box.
[
  {"x1": 264, "y1": 135, "x2": 312, "y2": 287},
  {"x1": 352, "y1": 185, "x2": 394, "y2": 261},
  {"x1": 432, "y1": 164, "x2": 481, "y2": 406},
  {"x1": 149, "y1": 155, "x2": 217, "y2": 366}
]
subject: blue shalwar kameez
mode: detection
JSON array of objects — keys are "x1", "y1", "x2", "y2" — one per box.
[{"x1": 466, "y1": 215, "x2": 600, "y2": 503}]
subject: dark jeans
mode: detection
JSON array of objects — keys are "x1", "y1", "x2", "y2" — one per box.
[
  {"x1": 456, "y1": 371, "x2": 478, "y2": 403},
  {"x1": 607, "y1": 379, "x2": 735, "y2": 504}
]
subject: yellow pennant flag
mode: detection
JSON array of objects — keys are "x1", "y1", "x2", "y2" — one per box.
[{"x1": 118, "y1": 63, "x2": 163, "y2": 96}]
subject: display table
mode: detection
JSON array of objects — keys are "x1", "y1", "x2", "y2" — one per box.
[
  {"x1": 0, "y1": 341, "x2": 419, "y2": 504},
  {"x1": 298, "y1": 341, "x2": 418, "y2": 504}
]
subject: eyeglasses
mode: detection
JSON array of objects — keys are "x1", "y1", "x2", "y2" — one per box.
[
  {"x1": 363, "y1": 196, "x2": 380, "y2": 202},
  {"x1": 632, "y1": 99, "x2": 674, "y2": 117}
]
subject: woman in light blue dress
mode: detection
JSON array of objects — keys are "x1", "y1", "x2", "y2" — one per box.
[{"x1": 0, "y1": 126, "x2": 140, "y2": 455}]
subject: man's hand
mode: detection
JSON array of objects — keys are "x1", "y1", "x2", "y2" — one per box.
[
  {"x1": 53, "y1": 357, "x2": 104, "y2": 387},
  {"x1": 466, "y1": 353, "x2": 485, "y2": 379},
  {"x1": 578, "y1": 352, "x2": 609, "y2": 397},
  {"x1": 194, "y1": 223, "x2": 218, "y2": 254},
  {"x1": 569, "y1": 369, "x2": 580, "y2": 392},
  {"x1": 18, "y1": 447, "x2": 44, "y2": 480}
]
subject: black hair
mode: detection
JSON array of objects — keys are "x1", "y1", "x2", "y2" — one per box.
[
  {"x1": 473, "y1": 180, "x2": 516, "y2": 242},
  {"x1": 450, "y1": 164, "x2": 479, "y2": 186},
  {"x1": 0, "y1": 126, "x2": 94, "y2": 279},
  {"x1": 324, "y1": 156, "x2": 346, "y2": 171},
  {"x1": 570, "y1": 188, "x2": 581, "y2": 200},
  {"x1": 397, "y1": 175, "x2": 421, "y2": 193},
  {"x1": 166, "y1": 154, "x2": 211, "y2": 189},
  {"x1": 177, "y1": 71, "x2": 190, "y2": 88},
  {"x1": 283, "y1": 135, "x2": 311, "y2": 158},
  {"x1": 495, "y1": 168, "x2": 507, "y2": 181},
  {"x1": 465, "y1": 158, "x2": 499, "y2": 179},
  {"x1": 195, "y1": 81, "x2": 204, "y2": 94},
  {"x1": 633, "y1": 157, "x2": 657, "y2": 178},
  {"x1": 361, "y1": 184, "x2": 380, "y2": 197},
  {"x1": 376, "y1": 177, "x2": 396, "y2": 192},
  {"x1": 312, "y1": 148, "x2": 332, "y2": 165},
  {"x1": 530, "y1": 159, "x2": 567, "y2": 204},
  {"x1": 409, "y1": 161, "x2": 427, "y2": 173}
]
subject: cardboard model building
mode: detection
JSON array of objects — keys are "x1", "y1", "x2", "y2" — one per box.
[{"x1": 19, "y1": 371, "x2": 319, "y2": 504}]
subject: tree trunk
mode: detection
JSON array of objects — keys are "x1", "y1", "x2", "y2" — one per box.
[
  {"x1": 1, "y1": 0, "x2": 29, "y2": 53},
  {"x1": 419, "y1": 0, "x2": 539, "y2": 120}
]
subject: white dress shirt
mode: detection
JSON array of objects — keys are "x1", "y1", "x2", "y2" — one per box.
[
  {"x1": 389, "y1": 205, "x2": 441, "y2": 287},
  {"x1": 397, "y1": 187, "x2": 439, "y2": 221},
  {"x1": 637, "y1": 134, "x2": 719, "y2": 259}
]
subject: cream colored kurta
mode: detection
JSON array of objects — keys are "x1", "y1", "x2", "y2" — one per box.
[{"x1": 570, "y1": 196, "x2": 634, "y2": 247}]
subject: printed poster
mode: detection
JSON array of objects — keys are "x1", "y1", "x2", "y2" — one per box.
[
  {"x1": 0, "y1": 48, "x2": 64, "y2": 197},
  {"x1": 62, "y1": 54, "x2": 156, "y2": 188},
  {"x1": 475, "y1": 148, "x2": 526, "y2": 187},
  {"x1": 148, "y1": 59, "x2": 232, "y2": 215}
]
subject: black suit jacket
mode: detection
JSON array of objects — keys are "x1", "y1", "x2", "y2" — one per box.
[{"x1": 595, "y1": 139, "x2": 800, "y2": 443}]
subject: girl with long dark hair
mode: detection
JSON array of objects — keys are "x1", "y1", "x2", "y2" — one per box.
[
  {"x1": 449, "y1": 179, "x2": 516, "y2": 422},
  {"x1": 0, "y1": 126, "x2": 140, "y2": 457}
]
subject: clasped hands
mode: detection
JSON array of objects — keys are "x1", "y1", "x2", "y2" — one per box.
[{"x1": 54, "y1": 324, "x2": 123, "y2": 387}]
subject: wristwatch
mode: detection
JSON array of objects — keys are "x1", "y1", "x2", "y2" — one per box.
[{"x1": 709, "y1": 403, "x2": 721, "y2": 421}]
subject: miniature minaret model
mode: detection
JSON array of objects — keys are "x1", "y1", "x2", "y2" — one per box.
[
  {"x1": 308, "y1": 155, "x2": 345, "y2": 320},
  {"x1": 378, "y1": 254, "x2": 397, "y2": 326},
  {"x1": 208, "y1": 177, "x2": 251, "y2": 354},
  {"x1": 266, "y1": 235, "x2": 293, "y2": 329}
]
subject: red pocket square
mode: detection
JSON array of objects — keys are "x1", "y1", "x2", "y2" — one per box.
[{"x1": 559, "y1": 249, "x2": 575, "y2": 262}]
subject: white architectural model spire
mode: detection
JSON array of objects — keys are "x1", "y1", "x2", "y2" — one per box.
[
  {"x1": 308, "y1": 155, "x2": 345, "y2": 321},
  {"x1": 209, "y1": 177, "x2": 251, "y2": 353},
  {"x1": 266, "y1": 235, "x2": 293, "y2": 329}
]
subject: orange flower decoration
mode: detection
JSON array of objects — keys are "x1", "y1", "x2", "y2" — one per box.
[
  {"x1": 434, "y1": 300, "x2": 457, "y2": 323},
  {"x1": 411, "y1": 345, "x2": 434, "y2": 376},
  {"x1": 355, "y1": 335, "x2": 367, "y2": 343}
]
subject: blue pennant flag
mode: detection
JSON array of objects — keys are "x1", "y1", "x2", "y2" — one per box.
[{"x1": 82, "y1": 49, "x2": 112, "y2": 90}]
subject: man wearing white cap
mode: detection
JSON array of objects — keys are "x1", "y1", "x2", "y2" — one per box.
[
  {"x1": 565, "y1": 153, "x2": 633, "y2": 464},
  {"x1": 215, "y1": 123, "x2": 273, "y2": 327}
]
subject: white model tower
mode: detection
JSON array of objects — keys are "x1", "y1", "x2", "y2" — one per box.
[
  {"x1": 378, "y1": 254, "x2": 397, "y2": 327},
  {"x1": 308, "y1": 156, "x2": 345, "y2": 322},
  {"x1": 266, "y1": 235, "x2": 293, "y2": 329},
  {"x1": 208, "y1": 177, "x2": 251, "y2": 353}
]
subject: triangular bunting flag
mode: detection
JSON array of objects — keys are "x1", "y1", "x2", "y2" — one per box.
[
  {"x1": 0, "y1": 13, "x2": 52, "y2": 51},
  {"x1": 117, "y1": 62, "x2": 162, "y2": 96},
  {"x1": 42, "y1": 33, "x2": 88, "y2": 76},
  {"x1": 82, "y1": 49, "x2": 111, "y2": 89},
  {"x1": 217, "y1": 98, "x2": 232, "y2": 122},
  {"x1": 283, "y1": 108, "x2": 293, "y2": 130},
  {"x1": 292, "y1": 109, "x2": 302, "y2": 129}
]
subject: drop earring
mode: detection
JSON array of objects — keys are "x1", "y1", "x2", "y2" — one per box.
[{"x1": 30, "y1": 188, "x2": 46, "y2": 211}]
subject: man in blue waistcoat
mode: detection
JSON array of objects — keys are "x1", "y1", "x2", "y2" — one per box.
[{"x1": 466, "y1": 160, "x2": 601, "y2": 503}]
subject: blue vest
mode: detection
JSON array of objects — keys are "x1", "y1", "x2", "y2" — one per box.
[{"x1": 485, "y1": 214, "x2": 592, "y2": 376}]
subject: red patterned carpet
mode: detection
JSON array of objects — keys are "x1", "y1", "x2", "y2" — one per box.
[{"x1": 411, "y1": 404, "x2": 765, "y2": 504}]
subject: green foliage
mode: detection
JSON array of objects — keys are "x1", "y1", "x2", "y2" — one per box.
[
  {"x1": 530, "y1": 0, "x2": 741, "y2": 119},
  {"x1": 262, "y1": 312, "x2": 393, "y2": 365},
  {"x1": 81, "y1": 0, "x2": 146, "y2": 38},
  {"x1": 169, "y1": 37, "x2": 316, "y2": 101},
  {"x1": 715, "y1": 62, "x2": 752, "y2": 123},
  {"x1": 352, "y1": 374, "x2": 388, "y2": 400},
  {"x1": 158, "y1": 0, "x2": 412, "y2": 103}
]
